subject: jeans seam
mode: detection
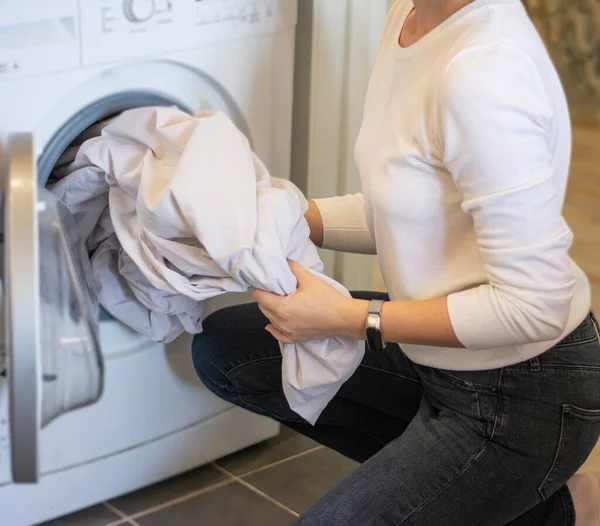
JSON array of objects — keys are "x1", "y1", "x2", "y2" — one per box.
[
  {"x1": 194, "y1": 358, "x2": 230, "y2": 398},
  {"x1": 592, "y1": 315, "x2": 600, "y2": 342},
  {"x1": 237, "y1": 393, "x2": 306, "y2": 423},
  {"x1": 473, "y1": 389, "x2": 484, "y2": 431},
  {"x1": 537, "y1": 364, "x2": 600, "y2": 372},
  {"x1": 560, "y1": 484, "x2": 577, "y2": 526},
  {"x1": 395, "y1": 440, "x2": 492, "y2": 525},
  {"x1": 553, "y1": 336, "x2": 599, "y2": 349},
  {"x1": 538, "y1": 406, "x2": 566, "y2": 499},
  {"x1": 488, "y1": 369, "x2": 504, "y2": 441},
  {"x1": 359, "y1": 363, "x2": 420, "y2": 384}
]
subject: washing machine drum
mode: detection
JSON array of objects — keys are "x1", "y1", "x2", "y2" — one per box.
[{"x1": 3, "y1": 133, "x2": 103, "y2": 484}]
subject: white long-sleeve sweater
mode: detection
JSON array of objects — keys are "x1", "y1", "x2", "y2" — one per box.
[{"x1": 314, "y1": 0, "x2": 591, "y2": 371}]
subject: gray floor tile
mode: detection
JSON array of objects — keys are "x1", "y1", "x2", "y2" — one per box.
[
  {"x1": 216, "y1": 425, "x2": 319, "y2": 475},
  {"x1": 136, "y1": 482, "x2": 295, "y2": 526},
  {"x1": 38, "y1": 505, "x2": 120, "y2": 526},
  {"x1": 109, "y1": 464, "x2": 227, "y2": 515},
  {"x1": 243, "y1": 447, "x2": 358, "y2": 514}
]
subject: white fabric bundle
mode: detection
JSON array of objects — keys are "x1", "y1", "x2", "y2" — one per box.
[{"x1": 50, "y1": 106, "x2": 365, "y2": 424}]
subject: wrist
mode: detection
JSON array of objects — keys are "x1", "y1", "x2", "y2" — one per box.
[{"x1": 339, "y1": 298, "x2": 370, "y2": 341}]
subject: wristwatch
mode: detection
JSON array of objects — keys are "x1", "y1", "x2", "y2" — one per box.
[{"x1": 365, "y1": 299, "x2": 387, "y2": 352}]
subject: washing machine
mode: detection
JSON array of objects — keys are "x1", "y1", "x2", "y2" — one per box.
[{"x1": 0, "y1": 1, "x2": 297, "y2": 524}]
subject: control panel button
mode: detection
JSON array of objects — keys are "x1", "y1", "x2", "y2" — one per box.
[{"x1": 123, "y1": 0, "x2": 156, "y2": 23}]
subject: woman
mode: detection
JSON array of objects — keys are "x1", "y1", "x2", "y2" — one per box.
[{"x1": 193, "y1": 0, "x2": 600, "y2": 524}]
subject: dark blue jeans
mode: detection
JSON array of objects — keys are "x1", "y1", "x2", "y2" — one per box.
[{"x1": 192, "y1": 292, "x2": 600, "y2": 525}]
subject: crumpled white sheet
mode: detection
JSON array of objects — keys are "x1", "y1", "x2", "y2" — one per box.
[{"x1": 50, "y1": 107, "x2": 365, "y2": 425}]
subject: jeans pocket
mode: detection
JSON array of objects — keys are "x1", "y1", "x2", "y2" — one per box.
[
  {"x1": 432, "y1": 368, "x2": 499, "y2": 394},
  {"x1": 538, "y1": 405, "x2": 600, "y2": 499},
  {"x1": 422, "y1": 367, "x2": 501, "y2": 439}
]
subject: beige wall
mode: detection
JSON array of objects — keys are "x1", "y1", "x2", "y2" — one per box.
[
  {"x1": 524, "y1": 1, "x2": 600, "y2": 313},
  {"x1": 525, "y1": 0, "x2": 600, "y2": 124}
]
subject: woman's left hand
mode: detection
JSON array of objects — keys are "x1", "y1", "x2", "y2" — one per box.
[{"x1": 253, "y1": 260, "x2": 368, "y2": 344}]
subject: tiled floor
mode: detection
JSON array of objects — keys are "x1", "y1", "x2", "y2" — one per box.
[{"x1": 40, "y1": 426, "x2": 358, "y2": 526}]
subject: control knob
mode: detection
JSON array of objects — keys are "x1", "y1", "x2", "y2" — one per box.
[{"x1": 123, "y1": 0, "x2": 155, "y2": 23}]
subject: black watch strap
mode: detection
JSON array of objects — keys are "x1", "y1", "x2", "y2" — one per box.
[{"x1": 365, "y1": 299, "x2": 386, "y2": 352}]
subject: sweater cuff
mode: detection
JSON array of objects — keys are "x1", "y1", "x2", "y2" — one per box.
[{"x1": 313, "y1": 196, "x2": 376, "y2": 255}]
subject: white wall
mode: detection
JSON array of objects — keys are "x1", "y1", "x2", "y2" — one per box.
[{"x1": 292, "y1": 0, "x2": 392, "y2": 291}]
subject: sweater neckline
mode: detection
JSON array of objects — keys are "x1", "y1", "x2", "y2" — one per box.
[{"x1": 395, "y1": 0, "x2": 517, "y2": 60}]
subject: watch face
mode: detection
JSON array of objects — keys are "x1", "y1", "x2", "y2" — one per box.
[{"x1": 366, "y1": 327, "x2": 381, "y2": 352}]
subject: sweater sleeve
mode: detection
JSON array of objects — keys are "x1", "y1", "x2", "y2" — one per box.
[
  {"x1": 313, "y1": 194, "x2": 377, "y2": 254},
  {"x1": 440, "y1": 45, "x2": 576, "y2": 349}
]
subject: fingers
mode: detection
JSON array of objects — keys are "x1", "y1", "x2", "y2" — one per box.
[
  {"x1": 265, "y1": 324, "x2": 295, "y2": 345},
  {"x1": 258, "y1": 304, "x2": 290, "y2": 339},
  {"x1": 257, "y1": 304, "x2": 275, "y2": 321},
  {"x1": 287, "y1": 259, "x2": 312, "y2": 283},
  {"x1": 253, "y1": 288, "x2": 286, "y2": 314},
  {"x1": 252, "y1": 287, "x2": 270, "y2": 303}
]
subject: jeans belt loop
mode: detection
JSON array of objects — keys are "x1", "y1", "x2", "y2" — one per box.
[{"x1": 529, "y1": 357, "x2": 541, "y2": 372}]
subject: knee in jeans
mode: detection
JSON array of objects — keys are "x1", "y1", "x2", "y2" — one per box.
[{"x1": 192, "y1": 304, "x2": 283, "y2": 398}]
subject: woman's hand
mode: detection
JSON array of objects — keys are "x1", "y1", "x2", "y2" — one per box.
[{"x1": 253, "y1": 260, "x2": 368, "y2": 344}]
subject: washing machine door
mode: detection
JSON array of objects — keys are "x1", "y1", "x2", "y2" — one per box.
[{"x1": 4, "y1": 133, "x2": 103, "y2": 483}]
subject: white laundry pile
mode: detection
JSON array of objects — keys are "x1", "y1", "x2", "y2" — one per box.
[{"x1": 50, "y1": 106, "x2": 365, "y2": 424}]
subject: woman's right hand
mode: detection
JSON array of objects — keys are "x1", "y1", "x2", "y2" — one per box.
[{"x1": 305, "y1": 200, "x2": 324, "y2": 248}]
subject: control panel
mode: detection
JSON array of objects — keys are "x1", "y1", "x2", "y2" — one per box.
[
  {"x1": 0, "y1": 0, "x2": 296, "y2": 77},
  {"x1": 80, "y1": 0, "x2": 293, "y2": 67},
  {"x1": 196, "y1": 0, "x2": 274, "y2": 27},
  {"x1": 98, "y1": 0, "x2": 174, "y2": 35}
]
